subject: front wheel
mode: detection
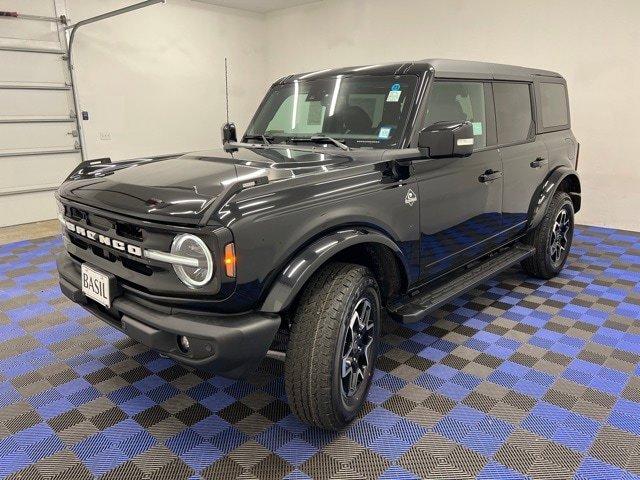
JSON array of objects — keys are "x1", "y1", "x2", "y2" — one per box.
[
  {"x1": 522, "y1": 191, "x2": 575, "y2": 279},
  {"x1": 285, "y1": 262, "x2": 380, "y2": 430}
]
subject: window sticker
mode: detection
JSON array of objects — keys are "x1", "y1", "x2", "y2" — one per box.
[
  {"x1": 387, "y1": 90, "x2": 401, "y2": 102},
  {"x1": 378, "y1": 126, "x2": 392, "y2": 139},
  {"x1": 390, "y1": 83, "x2": 401, "y2": 91},
  {"x1": 472, "y1": 122, "x2": 483, "y2": 135}
]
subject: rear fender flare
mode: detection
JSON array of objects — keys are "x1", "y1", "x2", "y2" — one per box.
[
  {"x1": 528, "y1": 167, "x2": 580, "y2": 230},
  {"x1": 260, "y1": 228, "x2": 409, "y2": 313}
]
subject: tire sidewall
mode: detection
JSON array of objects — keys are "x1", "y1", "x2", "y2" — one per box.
[
  {"x1": 543, "y1": 195, "x2": 574, "y2": 274},
  {"x1": 331, "y1": 273, "x2": 380, "y2": 422}
]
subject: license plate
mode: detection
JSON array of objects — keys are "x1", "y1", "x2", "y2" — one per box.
[{"x1": 81, "y1": 264, "x2": 112, "y2": 308}]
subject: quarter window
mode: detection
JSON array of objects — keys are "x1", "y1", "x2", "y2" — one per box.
[
  {"x1": 423, "y1": 81, "x2": 487, "y2": 149},
  {"x1": 493, "y1": 82, "x2": 533, "y2": 144},
  {"x1": 540, "y1": 82, "x2": 569, "y2": 128}
]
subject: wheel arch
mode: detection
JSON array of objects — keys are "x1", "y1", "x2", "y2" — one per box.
[
  {"x1": 260, "y1": 228, "x2": 410, "y2": 314},
  {"x1": 529, "y1": 167, "x2": 581, "y2": 230}
]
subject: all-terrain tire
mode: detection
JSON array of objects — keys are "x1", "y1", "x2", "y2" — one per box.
[
  {"x1": 521, "y1": 191, "x2": 574, "y2": 279},
  {"x1": 285, "y1": 262, "x2": 380, "y2": 430}
]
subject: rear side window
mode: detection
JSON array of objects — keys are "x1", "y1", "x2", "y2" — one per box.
[
  {"x1": 540, "y1": 82, "x2": 569, "y2": 128},
  {"x1": 493, "y1": 82, "x2": 533, "y2": 144}
]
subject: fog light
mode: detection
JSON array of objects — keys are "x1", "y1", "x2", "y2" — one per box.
[{"x1": 178, "y1": 335, "x2": 190, "y2": 353}]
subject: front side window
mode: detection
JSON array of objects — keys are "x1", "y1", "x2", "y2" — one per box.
[
  {"x1": 540, "y1": 82, "x2": 569, "y2": 128},
  {"x1": 493, "y1": 82, "x2": 534, "y2": 144},
  {"x1": 246, "y1": 75, "x2": 418, "y2": 148},
  {"x1": 423, "y1": 81, "x2": 487, "y2": 149}
]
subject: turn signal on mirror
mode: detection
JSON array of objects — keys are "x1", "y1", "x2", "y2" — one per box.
[{"x1": 224, "y1": 243, "x2": 236, "y2": 277}]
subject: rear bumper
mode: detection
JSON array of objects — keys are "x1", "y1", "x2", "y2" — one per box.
[{"x1": 57, "y1": 253, "x2": 280, "y2": 378}]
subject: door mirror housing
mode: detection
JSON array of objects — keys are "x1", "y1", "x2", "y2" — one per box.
[
  {"x1": 418, "y1": 121, "x2": 474, "y2": 158},
  {"x1": 221, "y1": 122, "x2": 237, "y2": 144}
]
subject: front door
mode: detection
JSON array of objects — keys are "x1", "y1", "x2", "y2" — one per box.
[
  {"x1": 414, "y1": 80, "x2": 504, "y2": 280},
  {"x1": 492, "y1": 81, "x2": 549, "y2": 233}
]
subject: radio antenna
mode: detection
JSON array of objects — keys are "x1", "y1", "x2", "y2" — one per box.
[{"x1": 224, "y1": 57, "x2": 230, "y2": 124}]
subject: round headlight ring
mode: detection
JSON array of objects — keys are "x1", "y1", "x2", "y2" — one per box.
[{"x1": 171, "y1": 234, "x2": 214, "y2": 288}]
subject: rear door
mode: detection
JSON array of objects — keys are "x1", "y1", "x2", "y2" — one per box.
[
  {"x1": 493, "y1": 81, "x2": 548, "y2": 234},
  {"x1": 414, "y1": 80, "x2": 503, "y2": 280}
]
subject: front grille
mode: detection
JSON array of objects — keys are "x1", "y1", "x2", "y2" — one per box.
[
  {"x1": 64, "y1": 205, "x2": 143, "y2": 240},
  {"x1": 63, "y1": 205, "x2": 166, "y2": 278},
  {"x1": 60, "y1": 200, "x2": 228, "y2": 299},
  {"x1": 116, "y1": 221, "x2": 143, "y2": 242},
  {"x1": 68, "y1": 206, "x2": 87, "y2": 222},
  {"x1": 87, "y1": 214, "x2": 112, "y2": 232},
  {"x1": 69, "y1": 235, "x2": 88, "y2": 250},
  {"x1": 122, "y1": 257, "x2": 153, "y2": 276},
  {"x1": 91, "y1": 244, "x2": 117, "y2": 262}
]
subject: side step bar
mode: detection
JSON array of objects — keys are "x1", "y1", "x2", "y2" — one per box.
[{"x1": 389, "y1": 244, "x2": 535, "y2": 323}]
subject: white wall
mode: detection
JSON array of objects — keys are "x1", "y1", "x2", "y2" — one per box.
[
  {"x1": 265, "y1": 0, "x2": 640, "y2": 231},
  {"x1": 67, "y1": 0, "x2": 268, "y2": 160},
  {"x1": 12, "y1": 0, "x2": 637, "y2": 231}
]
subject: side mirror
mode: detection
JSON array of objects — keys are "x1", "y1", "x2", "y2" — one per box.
[
  {"x1": 418, "y1": 121, "x2": 474, "y2": 158},
  {"x1": 221, "y1": 122, "x2": 237, "y2": 144}
]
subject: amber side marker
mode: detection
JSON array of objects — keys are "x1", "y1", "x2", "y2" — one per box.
[{"x1": 224, "y1": 243, "x2": 236, "y2": 277}]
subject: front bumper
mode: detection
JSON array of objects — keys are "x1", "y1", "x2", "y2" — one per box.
[{"x1": 57, "y1": 253, "x2": 280, "y2": 378}]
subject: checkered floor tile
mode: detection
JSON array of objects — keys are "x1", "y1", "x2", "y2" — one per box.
[{"x1": 1, "y1": 225, "x2": 639, "y2": 479}]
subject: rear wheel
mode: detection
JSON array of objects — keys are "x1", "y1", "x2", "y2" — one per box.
[
  {"x1": 521, "y1": 191, "x2": 574, "y2": 279},
  {"x1": 285, "y1": 262, "x2": 380, "y2": 430}
]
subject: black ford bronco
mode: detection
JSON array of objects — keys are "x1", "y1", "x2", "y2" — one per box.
[{"x1": 56, "y1": 59, "x2": 580, "y2": 429}]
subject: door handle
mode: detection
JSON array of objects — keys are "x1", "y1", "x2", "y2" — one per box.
[
  {"x1": 530, "y1": 157, "x2": 548, "y2": 168},
  {"x1": 478, "y1": 169, "x2": 503, "y2": 183}
]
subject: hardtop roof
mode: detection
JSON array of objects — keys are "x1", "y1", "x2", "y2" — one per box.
[
  {"x1": 279, "y1": 58, "x2": 563, "y2": 84},
  {"x1": 423, "y1": 58, "x2": 562, "y2": 79}
]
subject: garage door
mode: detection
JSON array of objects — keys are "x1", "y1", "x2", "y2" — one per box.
[{"x1": 0, "y1": 0, "x2": 81, "y2": 227}]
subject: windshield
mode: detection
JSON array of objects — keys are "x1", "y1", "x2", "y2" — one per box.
[{"x1": 246, "y1": 75, "x2": 418, "y2": 149}]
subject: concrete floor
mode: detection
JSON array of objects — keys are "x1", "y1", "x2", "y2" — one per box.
[{"x1": 0, "y1": 219, "x2": 59, "y2": 245}]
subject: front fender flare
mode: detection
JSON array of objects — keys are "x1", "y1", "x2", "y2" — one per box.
[
  {"x1": 528, "y1": 167, "x2": 581, "y2": 230},
  {"x1": 260, "y1": 228, "x2": 409, "y2": 313}
]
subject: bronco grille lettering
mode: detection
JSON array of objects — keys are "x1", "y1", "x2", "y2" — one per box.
[{"x1": 64, "y1": 220, "x2": 143, "y2": 257}]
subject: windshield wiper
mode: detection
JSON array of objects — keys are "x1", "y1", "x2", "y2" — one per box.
[
  {"x1": 289, "y1": 135, "x2": 350, "y2": 151},
  {"x1": 243, "y1": 134, "x2": 273, "y2": 145}
]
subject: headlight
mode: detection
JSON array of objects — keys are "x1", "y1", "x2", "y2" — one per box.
[{"x1": 171, "y1": 234, "x2": 214, "y2": 288}]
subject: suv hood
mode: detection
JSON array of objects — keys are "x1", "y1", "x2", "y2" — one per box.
[{"x1": 58, "y1": 146, "x2": 354, "y2": 225}]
